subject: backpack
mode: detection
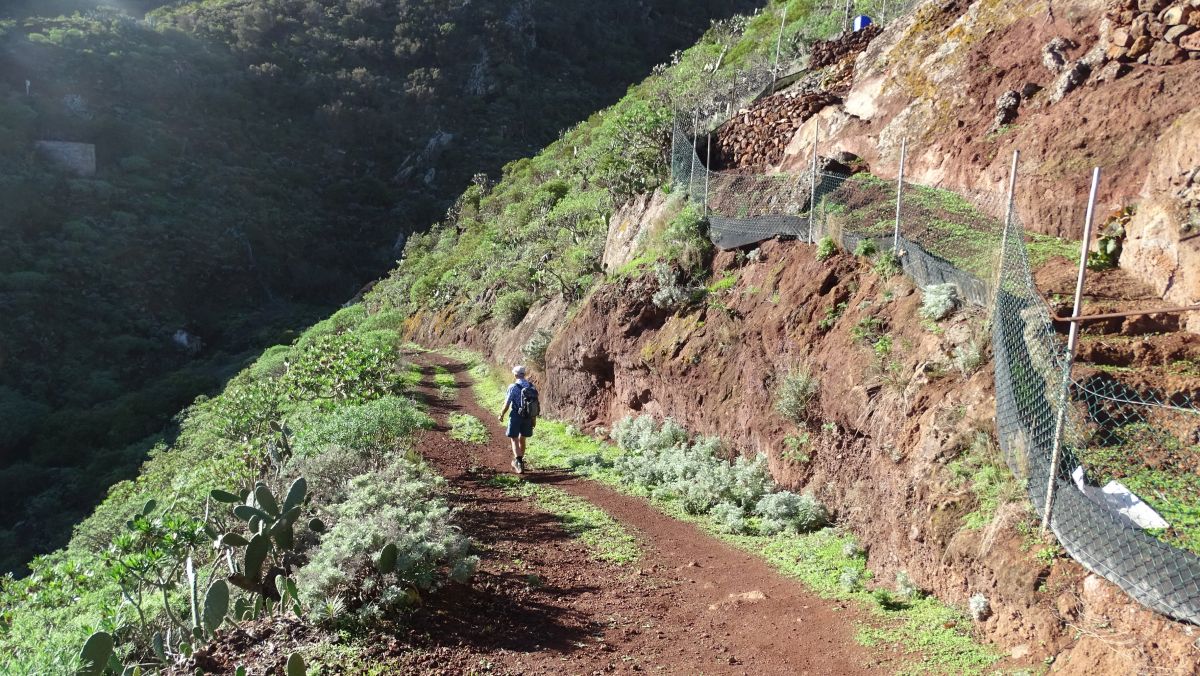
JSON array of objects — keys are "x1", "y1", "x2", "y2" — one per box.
[{"x1": 515, "y1": 382, "x2": 540, "y2": 420}]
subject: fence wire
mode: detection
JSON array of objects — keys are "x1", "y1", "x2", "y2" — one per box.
[{"x1": 670, "y1": 110, "x2": 1200, "y2": 623}]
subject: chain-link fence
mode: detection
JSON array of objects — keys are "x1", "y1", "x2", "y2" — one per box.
[
  {"x1": 670, "y1": 114, "x2": 1200, "y2": 623},
  {"x1": 992, "y1": 211, "x2": 1200, "y2": 626}
]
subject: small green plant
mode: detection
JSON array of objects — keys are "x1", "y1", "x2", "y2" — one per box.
[
  {"x1": 522, "y1": 329, "x2": 554, "y2": 369},
  {"x1": 495, "y1": 291, "x2": 532, "y2": 328},
  {"x1": 873, "y1": 250, "x2": 901, "y2": 279},
  {"x1": 953, "y1": 339, "x2": 985, "y2": 376},
  {"x1": 853, "y1": 238, "x2": 877, "y2": 257},
  {"x1": 775, "y1": 367, "x2": 820, "y2": 424},
  {"x1": 851, "y1": 316, "x2": 885, "y2": 344},
  {"x1": 448, "y1": 413, "x2": 489, "y2": 444},
  {"x1": 781, "y1": 433, "x2": 811, "y2": 463},
  {"x1": 815, "y1": 236, "x2": 837, "y2": 261},
  {"x1": 707, "y1": 271, "x2": 738, "y2": 293},
  {"x1": 818, "y1": 301, "x2": 847, "y2": 332}
]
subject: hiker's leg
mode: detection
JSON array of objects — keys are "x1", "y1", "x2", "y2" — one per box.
[{"x1": 517, "y1": 435, "x2": 527, "y2": 458}]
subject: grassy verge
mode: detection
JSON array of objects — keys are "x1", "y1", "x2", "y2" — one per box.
[
  {"x1": 486, "y1": 474, "x2": 641, "y2": 565},
  {"x1": 433, "y1": 365, "x2": 457, "y2": 400},
  {"x1": 448, "y1": 413, "x2": 490, "y2": 445},
  {"x1": 445, "y1": 347, "x2": 1002, "y2": 674}
]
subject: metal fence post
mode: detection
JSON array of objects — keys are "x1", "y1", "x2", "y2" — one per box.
[
  {"x1": 704, "y1": 130, "x2": 712, "y2": 215},
  {"x1": 1041, "y1": 166, "x2": 1101, "y2": 534},
  {"x1": 773, "y1": 4, "x2": 788, "y2": 85},
  {"x1": 808, "y1": 123, "x2": 820, "y2": 242},
  {"x1": 892, "y1": 137, "x2": 907, "y2": 254},
  {"x1": 689, "y1": 109, "x2": 700, "y2": 201},
  {"x1": 994, "y1": 149, "x2": 1019, "y2": 297}
]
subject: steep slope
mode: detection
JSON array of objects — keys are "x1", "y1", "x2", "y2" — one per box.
[
  {"x1": 370, "y1": 0, "x2": 1200, "y2": 671},
  {"x1": 0, "y1": 0, "x2": 759, "y2": 574}
]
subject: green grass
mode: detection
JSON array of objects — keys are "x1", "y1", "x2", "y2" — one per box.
[
  {"x1": 399, "y1": 362, "x2": 423, "y2": 391},
  {"x1": 1025, "y1": 233, "x2": 1079, "y2": 269},
  {"x1": 448, "y1": 413, "x2": 490, "y2": 445},
  {"x1": 433, "y1": 365, "x2": 457, "y2": 400},
  {"x1": 442, "y1": 347, "x2": 1001, "y2": 674},
  {"x1": 947, "y1": 432, "x2": 1027, "y2": 531},
  {"x1": 707, "y1": 271, "x2": 738, "y2": 294},
  {"x1": 1077, "y1": 424, "x2": 1200, "y2": 556},
  {"x1": 486, "y1": 474, "x2": 641, "y2": 565}
]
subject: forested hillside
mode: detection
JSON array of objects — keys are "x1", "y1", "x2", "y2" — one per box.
[{"x1": 0, "y1": 0, "x2": 760, "y2": 574}]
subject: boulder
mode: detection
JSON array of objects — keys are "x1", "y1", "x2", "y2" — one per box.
[
  {"x1": 1146, "y1": 40, "x2": 1187, "y2": 64},
  {"x1": 1137, "y1": 0, "x2": 1167, "y2": 12},
  {"x1": 1162, "y1": 4, "x2": 1193, "y2": 25},
  {"x1": 1041, "y1": 37, "x2": 1075, "y2": 73},
  {"x1": 1128, "y1": 34, "x2": 1154, "y2": 58},
  {"x1": 1111, "y1": 27, "x2": 1133, "y2": 47},
  {"x1": 1182, "y1": 30, "x2": 1200, "y2": 50},
  {"x1": 1165, "y1": 23, "x2": 1195, "y2": 42}
]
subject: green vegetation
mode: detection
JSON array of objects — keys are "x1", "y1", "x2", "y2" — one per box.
[
  {"x1": 1025, "y1": 233, "x2": 1080, "y2": 268},
  {"x1": 775, "y1": 366, "x2": 820, "y2": 424},
  {"x1": 1078, "y1": 422, "x2": 1200, "y2": 555},
  {"x1": 433, "y1": 365, "x2": 458, "y2": 400},
  {"x1": 0, "y1": 308, "x2": 476, "y2": 670},
  {"x1": 0, "y1": 0, "x2": 759, "y2": 575},
  {"x1": 815, "y1": 235, "x2": 838, "y2": 261},
  {"x1": 448, "y1": 413, "x2": 490, "y2": 445},
  {"x1": 948, "y1": 431, "x2": 1026, "y2": 531},
  {"x1": 458, "y1": 353, "x2": 999, "y2": 673},
  {"x1": 488, "y1": 474, "x2": 640, "y2": 565}
]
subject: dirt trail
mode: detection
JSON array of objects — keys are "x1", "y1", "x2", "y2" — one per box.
[{"x1": 399, "y1": 351, "x2": 886, "y2": 675}]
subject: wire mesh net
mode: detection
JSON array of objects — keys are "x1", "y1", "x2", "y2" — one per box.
[
  {"x1": 992, "y1": 212, "x2": 1200, "y2": 625},
  {"x1": 670, "y1": 107, "x2": 1200, "y2": 623}
]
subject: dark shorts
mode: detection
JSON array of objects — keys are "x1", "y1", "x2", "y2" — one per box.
[{"x1": 506, "y1": 415, "x2": 534, "y2": 439}]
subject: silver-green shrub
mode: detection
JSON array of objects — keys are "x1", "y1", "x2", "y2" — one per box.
[
  {"x1": 920, "y1": 283, "x2": 958, "y2": 321},
  {"x1": 754, "y1": 491, "x2": 828, "y2": 535},
  {"x1": 522, "y1": 329, "x2": 553, "y2": 369},
  {"x1": 296, "y1": 458, "x2": 477, "y2": 619},
  {"x1": 710, "y1": 502, "x2": 748, "y2": 534}
]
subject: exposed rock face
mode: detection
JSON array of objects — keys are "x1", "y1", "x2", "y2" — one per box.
[
  {"x1": 602, "y1": 190, "x2": 673, "y2": 273},
  {"x1": 990, "y1": 89, "x2": 1021, "y2": 132},
  {"x1": 1121, "y1": 107, "x2": 1200, "y2": 331}
]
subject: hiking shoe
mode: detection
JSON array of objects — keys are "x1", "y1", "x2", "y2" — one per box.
[{"x1": 512, "y1": 457, "x2": 525, "y2": 474}]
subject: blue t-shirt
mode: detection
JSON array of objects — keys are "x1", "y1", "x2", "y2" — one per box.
[{"x1": 506, "y1": 379, "x2": 531, "y2": 415}]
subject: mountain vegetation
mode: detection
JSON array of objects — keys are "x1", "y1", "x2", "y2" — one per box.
[
  {"x1": 0, "y1": 2, "x2": 862, "y2": 668},
  {"x1": 0, "y1": 0, "x2": 759, "y2": 574}
]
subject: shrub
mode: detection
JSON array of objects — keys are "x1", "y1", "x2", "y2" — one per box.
[
  {"x1": 754, "y1": 491, "x2": 828, "y2": 534},
  {"x1": 651, "y1": 263, "x2": 704, "y2": 310},
  {"x1": 968, "y1": 593, "x2": 991, "y2": 621},
  {"x1": 873, "y1": 250, "x2": 900, "y2": 279},
  {"x1": 494, "y1": 291, "x2": 532, "y2": 328},
  {"x1": 611, "y1": 416, "x2": 770, "y2": 515},
  {"x1": 661, "y1": 203, "x2": 713, "y2": 272},
  {"x1": 296, "y1": 457, "x2": 478, "y2": 620},
  {"x1": 953, "y1": 339, "x2": 985, "y2": 376},
  {"x1": 920, "y1": 283, "x2": 958, "y2": 321},
  {"x1": 522, "y1": 329, "x2": 553, "y2": 369},
  {"x1": 292, "y1": 396, "x2": 432, "y2": 460},
  {"x1": 815, "y1": 236, "x2": 837, "y2": 261},
  {"x1": 774, "y1": 366, "x2": 819, "y2": 424},
  {"x1": 710, "y1": 502, "x2": 748, "y2": 534},
  {"x1": 894, "y1": 570, "x2": 922, "y2": 600},
  {"x1": 853, "y1": 238, "x2": 877, "y2": 257}
]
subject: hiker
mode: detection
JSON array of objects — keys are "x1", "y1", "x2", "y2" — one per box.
[{"x1": 498, "y1": 365, "x2": 539, "y2": 474}]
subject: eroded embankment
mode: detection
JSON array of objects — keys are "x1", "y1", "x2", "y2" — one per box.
[{"x1": 402, "y1": 238, "x2": 1200, "y2": 674}]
